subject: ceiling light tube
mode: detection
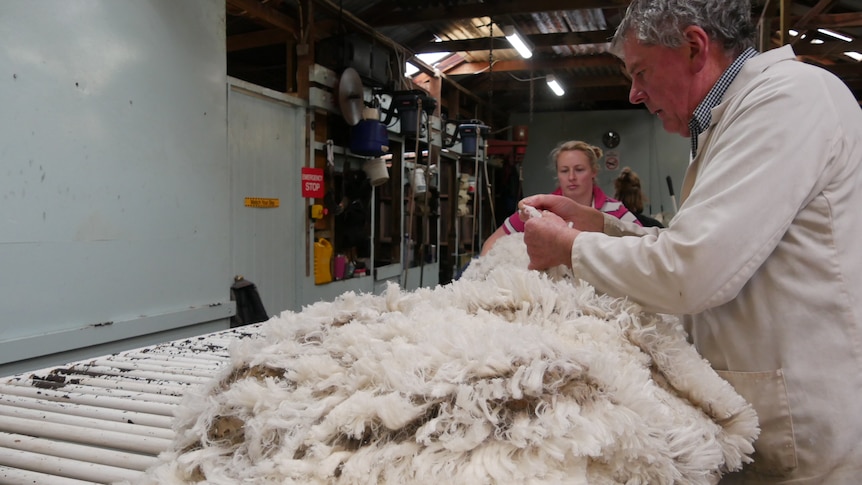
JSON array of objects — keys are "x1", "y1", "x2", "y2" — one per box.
[
  {"x1": 546, "y1": 74, "x2": 565, "y2": 96},
  {"x1": 818, "y1": 28, "x2": 852, "y2": 42},
  {"x1": 503, "y1": 25, "x2": 533, "y2": 59}
]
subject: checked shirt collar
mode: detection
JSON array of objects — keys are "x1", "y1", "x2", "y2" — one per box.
[{"x1": 689, "y1": 47, "x2": 758, "y2": 159}]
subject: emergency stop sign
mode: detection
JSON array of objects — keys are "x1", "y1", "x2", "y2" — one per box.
[{"x1": 301, "y1": 167, "x2": 325, "y2": 198}]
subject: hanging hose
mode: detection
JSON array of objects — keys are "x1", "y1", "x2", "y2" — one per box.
[
  {"x1": 471, "y1": 146, "x2": 480, "y2": 253},
  {"x1": 416, "y1": 110, "x2": 433, "y2": 287},
  {"x1": 403, "y1": 98, "x2": 425, "y2": 287},
  {"x1": 482, "y1": 138, "x2": 495, "y2": 239}
]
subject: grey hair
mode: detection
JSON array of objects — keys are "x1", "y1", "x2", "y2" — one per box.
[{"x1": 610, "y1": 0, "x2": 756, "y2": 59}]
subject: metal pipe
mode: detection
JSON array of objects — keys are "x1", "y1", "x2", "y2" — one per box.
[
  {"x1": 121, "y1": 351, "x2": 228, "y2": 368},
  {"x1": 0, "y1": 394, "x2": 173, "y2": 429},
  {"x1": 42, "y1": 364, "x2": 211, "y2": 384},
  {"x1": 0, "y1": 446, "x2": 143, "y2": 483},
  {"x1": 35, "y1": 373, "x2": 190, "y2": 396},
  {"x1": 0, "y1": 432, "x2": 160, "y2": 471},
  {"x1": 0, "y1": 384, "x2": 177, "y2": 416},
  {"x1": 0, "y1": 414, "x2": 172, "y2": 455},
  {"x1": 0, "y1": 403, "x2": 173, "y2": 439},
  {"x1": 1, "y1": 381, "x2": 183, "y2": 405},
  {"x1": 0, "y1": 465, "x2": 101, "y2": 485},
  {"x1": 84, "y1": 358, "x2": 221, "y2": 378}
]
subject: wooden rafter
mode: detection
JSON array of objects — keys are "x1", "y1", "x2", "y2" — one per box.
[{"x1": 226, "y1": 0, "x2": 299, "y2": 36}]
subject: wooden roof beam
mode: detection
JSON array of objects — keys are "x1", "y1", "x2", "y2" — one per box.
[
  {"x1": 443, "y1": 54, "x2": 621, "y2": 75},
  {"x1": 226, "y1": 0, "x2": 299, "y2": 37}
]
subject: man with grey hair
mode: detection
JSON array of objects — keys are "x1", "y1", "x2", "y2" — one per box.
[{"x1": 519, "y1": 0, "x2": 862, "y2": 483}]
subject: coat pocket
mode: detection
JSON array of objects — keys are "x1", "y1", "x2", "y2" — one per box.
[{"x1": 715, "y1": 369, "x2": 798, "y2": 478}]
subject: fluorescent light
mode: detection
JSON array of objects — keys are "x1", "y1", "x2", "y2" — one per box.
[
  {"x1": 503, "y1": 25, "x2": 533, "y2": 59},
  {"x1": 818, "y1": 28, "x2": 852, "y2": 42},
  {"x1": 546, "y1": 75, "x2": 565, "y2": 96},
  {"x1": 845, "y1": 51, "x2": 862, "y2": 62}
]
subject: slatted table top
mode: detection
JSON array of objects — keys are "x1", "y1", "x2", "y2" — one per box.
[{"x1": 0, "y1": 325, "x2": 260, "y2": 485}]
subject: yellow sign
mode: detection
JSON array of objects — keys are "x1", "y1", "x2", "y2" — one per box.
[{"x1": 244, "y1": 197, "x2": 280, "y2": 208}]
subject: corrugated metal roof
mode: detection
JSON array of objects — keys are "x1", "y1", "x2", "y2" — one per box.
[{"x1": 226, "y1": 0, "x2": 862, "y2": 117}]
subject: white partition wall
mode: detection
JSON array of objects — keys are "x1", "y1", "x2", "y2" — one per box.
[
  {"x1": 228, "y1": 80, "x2": 307, "y2": 316},
  {"x1": 0, "y1": 0, "x2": 232, "y2": 376}
]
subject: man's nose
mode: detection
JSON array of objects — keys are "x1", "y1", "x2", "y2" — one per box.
[{"x1": 629, "y1": 85, "x2": 646, "y2": 104}]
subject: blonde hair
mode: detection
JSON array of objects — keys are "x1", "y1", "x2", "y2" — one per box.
[{"x1": 548, "y1": 140, "x2": 603, "y2": 173}]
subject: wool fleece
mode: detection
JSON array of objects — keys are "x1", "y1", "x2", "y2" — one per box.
[{"x1": 134, "y1": 234, "x2": 758, "y2": 485}]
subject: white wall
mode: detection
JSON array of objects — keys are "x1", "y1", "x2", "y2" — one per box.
[
  {"x1": 510, "y1": 110, "x2": 690, "y2": 219},
  {"x1": 228, "y1": 81, "x2": 307, "y2": 317},
  {"x1": 0, "y1": 0, "x2": 232, "y2": 376}
]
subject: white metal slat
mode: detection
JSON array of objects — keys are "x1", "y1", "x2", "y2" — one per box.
[
  {"x1": 0, "y1": 325, "x2": 261, "y2": 484},
  {"x1": 0, "y1": 464, "x2": 101, "y2": 485},
  {"x1": 34, "y1": 365, "x2": 212, "y2": 385},
  {"x1": 0, "y1": 446, "x2": 140, "y2": 483},
  {"x1": 0, "y1": 394, "x2": 173, "y2": 429},
  {"x1": 1, "y1": 381, "x2": 184, "y2": 406},
  {"x1": 119, "y1": 352, "x2": 227, "y2": 370},
  {"x1": 24, "y1": 373, "x2": 192, "y2": 397},
  {"x1": 0, "y1": 414, "x2": 171, "y2": 455},
  {"x1": 83, "y1": 359, "x2": 220, "y2": 379},
  {"x1": 0, "y1": 384, "x2": 178, "y2": 417},
  {"x1": 0, "y1": 432, "x2": 159, "y2": 471},
  {"x1": 0, "y1": 403, "x2": 173, "y2": 440}
]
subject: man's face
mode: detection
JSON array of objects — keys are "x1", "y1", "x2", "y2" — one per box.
[{"x1": 622, "y1": 36, "x2": 696, "y2": 137}]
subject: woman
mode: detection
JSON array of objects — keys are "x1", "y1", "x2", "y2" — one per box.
[
  {"x1": 614, "y1": 167, "x2": 664, "y2": 228},
  {"x1": 480, "y1": 140, "x2": 639, "y2": 256}
]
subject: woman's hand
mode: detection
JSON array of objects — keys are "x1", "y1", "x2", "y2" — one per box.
[{"x1": 518, "y1": 194, "x2": 605, "y2": 232}]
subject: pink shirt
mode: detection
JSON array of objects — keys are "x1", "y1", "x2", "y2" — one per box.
[{"x1": 501, "y1": 185, "x2": 640, "y2": 235}]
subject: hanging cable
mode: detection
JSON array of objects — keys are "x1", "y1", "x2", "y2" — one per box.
[
  {"x1": 403, "y1": 97, "x2": 424, "y2": 286},
  {"x1": 529, "y1": 71, "x2": 535, "y2": 122},
  {"x1": 482, "y1": 130, "x2": 495, "y2": 241},
  {"x1": 480, "y1": 23, "x2": 497, "y2": 250},
  {"x1": 416, "y1": 102, "x2": 434, "y2": 286},
  {"x1": 488, "y1": 22, "x2": 494, "y2": 126}
]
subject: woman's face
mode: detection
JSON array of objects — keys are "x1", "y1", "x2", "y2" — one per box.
[{"x1": 556, "y1": 149, "x2": 596, "y2": 203}]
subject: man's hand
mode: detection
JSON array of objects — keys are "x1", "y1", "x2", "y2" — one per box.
[
  {"x1": 518, "y1": 194, "x2": 604, "y2": 232},
  {"x1": 523, "y1": 210, "x2": 579, "y2": 270}
]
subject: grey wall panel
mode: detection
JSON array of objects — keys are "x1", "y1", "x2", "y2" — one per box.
[
  {"x1": 0, "y1": 0, "x2": 231, "y2": 373},
  {"x1": 228, "y1": 81, "x2": 306, "y2": 316}
]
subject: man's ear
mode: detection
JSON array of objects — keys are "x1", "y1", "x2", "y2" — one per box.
[{"x1": 683, "y1": 25, "x2": 710, "y2": 73}]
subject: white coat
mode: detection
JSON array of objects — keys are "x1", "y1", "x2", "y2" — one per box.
[{"x1": 570, "y1": 45, "x2": 862, "y2": 484}]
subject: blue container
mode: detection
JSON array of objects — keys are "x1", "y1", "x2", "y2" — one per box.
[{"x1": 350, "y1": 120, "x2": 389, "y2": 156}]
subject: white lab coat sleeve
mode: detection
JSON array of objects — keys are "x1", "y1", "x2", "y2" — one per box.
[{"x1": 570, "y1": 62, "x2": 838, "y2": 315}]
